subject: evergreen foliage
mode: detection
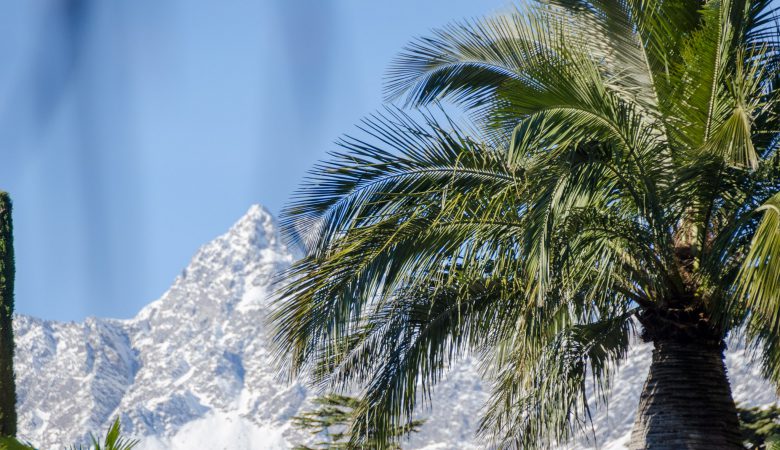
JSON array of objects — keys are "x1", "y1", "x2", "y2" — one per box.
[
  {"x1": 0, "y1": 193, "x2": 16, "y2": 436},
  {"x1": 292, "y1": 394, "x2": 424, "y2": 449}
]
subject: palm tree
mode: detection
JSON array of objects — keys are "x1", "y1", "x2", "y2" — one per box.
[{"x1": 272, "y1": 0, "x2": 780, "y2": 448}]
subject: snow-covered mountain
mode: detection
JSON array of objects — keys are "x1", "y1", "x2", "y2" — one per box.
[{"x1": 13, "y1": 205, "x2": 779, "y2": 449}]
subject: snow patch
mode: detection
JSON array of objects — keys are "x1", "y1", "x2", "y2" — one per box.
[{"x1": 136, "y1": 411, "x2": 290, "y2": 450}]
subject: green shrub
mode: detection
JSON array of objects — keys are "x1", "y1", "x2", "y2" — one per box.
[{"x1": 738, "y1": 405, "x2": 780, "y2": 449}]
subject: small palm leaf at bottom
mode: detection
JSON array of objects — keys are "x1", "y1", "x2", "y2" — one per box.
[{"x1": 68, "y1": 418, "x2": 139, "y2": 450}]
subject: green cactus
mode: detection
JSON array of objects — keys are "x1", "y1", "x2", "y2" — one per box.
[{"x1": 0, "y1": 193, "x2": 16, "y2": 436}]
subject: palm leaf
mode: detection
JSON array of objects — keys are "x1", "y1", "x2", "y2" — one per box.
[{"x1": 737, "y1": 192, "x2": 780, "y2": 332}]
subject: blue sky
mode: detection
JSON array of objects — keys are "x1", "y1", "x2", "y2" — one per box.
[{"x1": 0, "y1": 0, "x2": 510, "y2": 321}]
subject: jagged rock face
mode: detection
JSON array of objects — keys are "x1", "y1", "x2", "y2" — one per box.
[
  {"x1": 14, "y1": 206, "x2": 487, "y2": 450},
  {"x1": 16, "y1": 205, "x2": 305, "y2": 448},
  {"x1": 12, "y1": 206, "x2": 779, "y2": 449}
]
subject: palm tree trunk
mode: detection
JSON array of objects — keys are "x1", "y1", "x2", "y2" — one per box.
[
  {"x1": 0, "y1": 193, "x2": 16, "y2": 436},
  {"x1": 628, "y1": 340, "x2": 742, "y2": 449}
]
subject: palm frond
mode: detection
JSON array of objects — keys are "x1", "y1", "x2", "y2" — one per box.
[
  {"x1": 480, "y1": 311, "x2": 636, "y2": 449},
  {"x1": 737, "y1": 192, "x2": 780, "y2": 333},
  {"x1": 292, "y1": 394, "x2": 424, "y2": 449},
  {"x1": 273, "y1": 108, "x2": 523, "y2": 377},
  {"x1": 340, "y1": 275, "x2": 512, "y2": 446}
]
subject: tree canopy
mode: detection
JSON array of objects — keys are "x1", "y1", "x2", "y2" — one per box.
[{"x1": 272, "y1": 1, "x2": 780, "y2": 447}]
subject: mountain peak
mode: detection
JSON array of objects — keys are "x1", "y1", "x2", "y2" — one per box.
[
  {"x1": 236, "y1": 204, "x2": 274, "y2": 228},
  {"x1": 131, "y1": 204, "x2": 293, "y2": 324},
  {"x1": 226, "y1": 204, "x2": 278, "y2": 250}
]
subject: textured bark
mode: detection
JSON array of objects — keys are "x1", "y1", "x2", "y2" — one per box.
[
  {"x1": 0, "y1": 193, "x2": 16, "y2": 436},
  {"x1": 628, "y1": 340, "x2": 741, "y2": 449}
]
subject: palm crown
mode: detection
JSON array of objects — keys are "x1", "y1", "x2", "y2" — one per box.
[{"x1": 272, "y1": 0, "x2": 780, "y2": 448}]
